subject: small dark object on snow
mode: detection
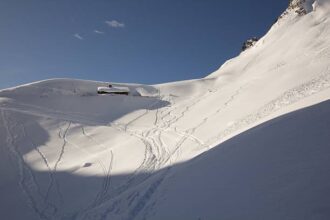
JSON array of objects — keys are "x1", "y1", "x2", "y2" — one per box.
[{"x1": 83, "y1": 163, "x2": 92, "y2": 167}]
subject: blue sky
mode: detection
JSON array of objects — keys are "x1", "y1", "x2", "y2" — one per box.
[{"x1": 0, "y1": 0, "x2": 288, "y2": 89}]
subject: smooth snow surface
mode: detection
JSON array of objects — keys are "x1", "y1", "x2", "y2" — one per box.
[{"x1": 1, "y1": 1, "x2": 330, "y2": 219}]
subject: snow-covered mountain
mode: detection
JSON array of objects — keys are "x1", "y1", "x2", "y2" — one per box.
[{"x1": 1, "y1": 0, "x2": 330, "y2": 219}]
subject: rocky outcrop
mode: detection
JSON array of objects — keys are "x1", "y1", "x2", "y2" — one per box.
[
  {"x1": 288, "y1": 0, "x2": 309, "y2": 15},
  {"x1": 288, "y1": 0, "x2": 314, "y2": 15},
  {"x1": 241, "y1": 37, "x2": 259, "y2": 52},
  {"x1": 277, "y1": 0, "x2": 315, "y2": 21}
]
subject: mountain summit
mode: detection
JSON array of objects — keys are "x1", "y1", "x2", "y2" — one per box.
[{"x1": 288, "y1": 0, "x2": 314, "y2": 14}]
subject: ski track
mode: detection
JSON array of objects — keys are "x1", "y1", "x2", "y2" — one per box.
[
  {"x1": 0, "y1": 110, "x2": 52, "y2": 220},
  {"x1": 77, "y1": 126, "x2": 114, "y2": 219},
  {"x1": 83, "y1": 97, "x2": 168, "y2": 218},
  {"x1": 206, "y1": 69, "x2": 330, "y2": 146},
  {"x1": 22, "y1": 125, "x2": 59, "y2": 218},
  {"x1": 100, "y1": 69, "x2": 330, "y2": 219},
  {"x1": 1, "y1": 66, "x2": 329, "y2": 219},
  {"x1": 44, "y1": 122, "x2": 71, "y2": 210},
  {"x1": 53, "y1": 122, "x2": 71, "y2": 172},
  {"x1": 95, "y1": 88, "x2": 214, "y2": 218},
  {"x1": 123, "y1": 90, "x2": 163, "y2": 131}
]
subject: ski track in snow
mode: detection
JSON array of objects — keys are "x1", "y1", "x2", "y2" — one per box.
[
  {"x1": 47, "y1": 121, "x2": 71, "y2": 209},
  {"x1": 53, "y1": 122, "x2": 71, "y2": 172},
  {"x1": 22, "y1": 125, "x2": 59, "y2": 218},
  {"x1": 96, "y1": 68, "x2": 330, "y2": 219},
  {"x1": 84, "y1": 78, "x2": 283, "y2": 218},
  {"x1": 0, "y1": 5, "x2": 330, "y2": 218},
  {"x1": 162, "y1": 84, "x2": 247, "y2": 162},
  {"x1": 0, "y1": 111, "x2": 53, "y2": 220},
  {"x1": 1, "y1": 65, "x2": 329, "y2": 219},
  {"x1": 207, "y1": 69, "x2": 330, "y2": 146},
  {"x1": 92, "y1": 88, "x2": 223, "y2": 218},
  {"x1": 77, "y1": 126, "x2": 114, "y2": 218}
]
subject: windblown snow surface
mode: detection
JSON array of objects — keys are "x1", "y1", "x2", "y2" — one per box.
[{"x1": 1, "y1": 1, "x2": 330, "y2": 219}]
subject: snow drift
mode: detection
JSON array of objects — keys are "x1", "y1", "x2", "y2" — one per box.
[{"x1": 0, "y1": 0, "x2": 330, "y2": 219}]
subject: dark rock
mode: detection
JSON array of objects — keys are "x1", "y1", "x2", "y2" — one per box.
[
  {"x1": 288, "y1": 0, "x2": 308, "y2": 15},
  {"x1": 83, "y1": 162, "x2": 93, "y2": 167},
  {"x1": 242, "y1": 37, "x2": 259, "y2": 52},
  {"x1": 277, "y1": 0, "x2": 312, "y2": 21}
]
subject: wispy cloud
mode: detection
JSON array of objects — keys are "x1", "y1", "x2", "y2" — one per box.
[
  {"x1": 74, "y1": 33, "x2": 83, "y2": 40},
  {"x1": 94, "y1": 30, "x2": 105, "y2": 34},
  {"x1": 105, "y1": 20, "x2": 125, "y2": 28}
]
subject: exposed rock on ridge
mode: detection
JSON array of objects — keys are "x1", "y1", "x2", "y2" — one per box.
[
  {"x1": 278, "y1": 0, "x2": 315, "y2": 20},
  {"x1": 241, "y1": 37, "x2": 259, "y2": 52}
]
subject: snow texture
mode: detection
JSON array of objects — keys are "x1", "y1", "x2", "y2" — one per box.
[{"x1": 0, "y1": 1, "x2": 330, "y2": 219}]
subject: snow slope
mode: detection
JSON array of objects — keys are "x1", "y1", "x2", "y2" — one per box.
[{"x1": 0, "y1": 0, "x2": 330, "y2": 219}]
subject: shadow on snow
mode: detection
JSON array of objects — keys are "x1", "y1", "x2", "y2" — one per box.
[{"x1": 1, "y1": 100, "x2": 330, "y2": 220}]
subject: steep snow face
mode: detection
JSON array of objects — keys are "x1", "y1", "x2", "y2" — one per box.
[
  {"x1": 0, "y1": 1, "x2": 330, "y2": 220},
  {"x1": 202, "y1": 0, "x2": 330, "y2": 145},
  {"x1": 151, "y1": 100, "x2": 330, "y2": 220}
]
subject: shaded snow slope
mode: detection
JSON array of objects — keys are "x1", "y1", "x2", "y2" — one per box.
[
  {"x1": 150, "y1": 100, "x2": 330, "y2": 220},
  {"x1": 0, "y1": 1, "x2": 330, "y2": 219}
]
